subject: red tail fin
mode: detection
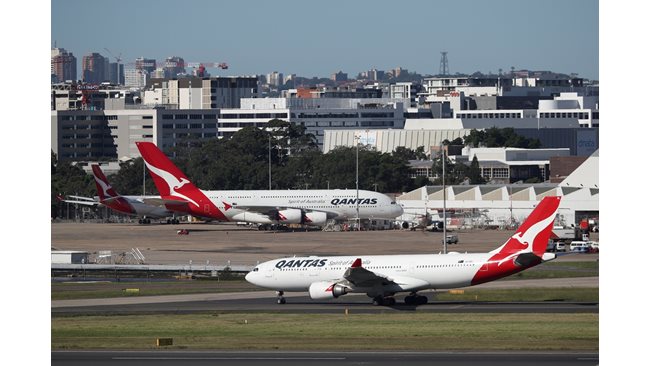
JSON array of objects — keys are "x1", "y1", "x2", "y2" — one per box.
[
  {"x1": 471, "y1": 196, "x2": 561, "y2": 286},
  {"x1": 494, "y1": 196, "x2": 561, "y2": 256},
  {"x1": 135, "y1": 142, "x2": 228, "y2": 221},
  {"x1": 91, "y1": 164, "x2": 119, "y2": 200},
  {"x1": 135, "y1": 142, "x2": 199, "y2": 202}
]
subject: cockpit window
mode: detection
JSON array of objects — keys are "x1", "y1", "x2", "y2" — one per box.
[
  {"x1": 391, "y1": 201, "x2": 396, "y2": 204},
  {"x1": 252, "y1": 267, "x2": 259, "y2": 272}
]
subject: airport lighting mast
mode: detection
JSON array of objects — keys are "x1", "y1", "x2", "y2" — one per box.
[
  {"x1": 441, "y1": 143, "x2": 447, "y2": 254},
  {"x1": 355, "y1": 134, "x2": 360, "y2": 231}
]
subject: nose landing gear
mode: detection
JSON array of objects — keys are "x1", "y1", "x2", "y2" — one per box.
[{"x1": 276, "y1": 291, "x2": 286, "y2": 304}]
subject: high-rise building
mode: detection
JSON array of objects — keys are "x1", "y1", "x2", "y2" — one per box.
[
  {"x1": 82, "y1": 53, "x2": 108, "y2": 84},
  {"x1": 267, "y1": 71, "x2": 284, "y2": 87},
  {"x1": 135, "y1": 57, "x2": 156, "y2": 73},
  {"x1": 51, "y1": 48, "x2": 77, "y2": 83},
  {"x1": 331, "y1": 71, "x2": 348, "y2": 82},
  {"x1": 163, "y1": 56, "x2": 186, "y2": 78},
  {"x1": 125, "y1": 69, "x2": 149, "y2": 89},
  {"x1": 108, "y1": 63, "x2": 125, "y2": 85}
]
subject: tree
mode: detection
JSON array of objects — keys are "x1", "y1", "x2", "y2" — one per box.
[
  {"x1": 51, "y1": 151, "x2": 95, "y2": 218},
  {"x1": 109, "y1": 158, "x2": 157, "y2": 195},
  {"x1": 463, "y1": 127, "x2": 541, "y2": 148},
  {"x1": 468, "y1": 155, "x2": 486, "y2": 184}
]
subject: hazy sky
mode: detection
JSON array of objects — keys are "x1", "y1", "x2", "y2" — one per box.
[
  {"x1": 52, "y1": 0, "x2": 599, "y2": 79},
  {"x1": 51, "y1": 0, "x2": 598, "y2": 79}
]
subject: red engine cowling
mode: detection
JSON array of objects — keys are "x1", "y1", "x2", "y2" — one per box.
[
  {"x1": 276, "y1": 209, "x2": 302, "y2": 224},
  {"x1": 302, "y1": 211, "x2": 327, "y2": 226},
  {"x1": 308, "y1": 281, "x2": 349, "y2": 300}
]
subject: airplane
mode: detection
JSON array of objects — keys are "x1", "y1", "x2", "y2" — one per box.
[
  {"x1": 135, "y1": 141, "x2": 403, "y2": 228},
  {"x1": 245, "y1": 196, "x2": 562, "y2": 305},
  {"x1": 58, "y1": 164, "x2": 178, "y2": 224}
]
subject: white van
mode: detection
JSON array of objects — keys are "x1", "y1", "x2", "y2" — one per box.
[{"x1": 569, "y1": 241, "x2": 590, "y2": 252}]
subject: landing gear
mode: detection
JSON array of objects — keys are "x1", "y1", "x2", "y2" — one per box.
[
  {"x1": 404, "y1": 292, "x2": 428, "y2": 305},
  {"x1": 166, "y1": 218, "x2": 180, "y2": 224},
  {"x1": 371, "y1": 296, "x2": 396, "y2": 306},
  {"x1": 138, "y1": 218, "x2": 151, "y2": 224},
  {"x1": 276, "y1": 291, "x2": 286, "y2": 305}
]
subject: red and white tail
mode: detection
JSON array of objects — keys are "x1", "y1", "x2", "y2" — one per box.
[
  {"x1": 471, "y1": 196, "x2": 561, "y2": 286},
  {"x1": 135, "y1": 142, "x2": 201, "y2": 206},
  {"x1": 135, "y1": 142, "x2": 228, "y2": 221},
  {"x1": 91, "y1": 164, "x2": 119, "y2": 200},
  {"x1": 492, "y1": 196, "x2": 561, "y2": 257}
]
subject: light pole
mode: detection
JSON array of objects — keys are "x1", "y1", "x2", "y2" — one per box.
[
  {"x1": 442, "y1": 144, "x2": 447, "y2": 255},
  {"x1": 268, "y1": 134, "x2": 272, "y2": 190},
  {"x1": 355, "y1": 134, "x2": 360, "y2": 231}
]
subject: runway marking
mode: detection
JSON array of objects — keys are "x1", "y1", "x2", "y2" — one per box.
[{"x1": 113, "y1": 357, "x2": 346, "y2": 360}]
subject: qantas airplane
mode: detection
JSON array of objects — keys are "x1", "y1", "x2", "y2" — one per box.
[
  {"x1": 246, "y1": 196, "x2": 562, "y2": 305},
  {"x1": 135, "y1": 142, "x2": 403, "y2": 227},
  {"x1": 59, "y1": 164, "x2": 177, "y2": 224}
]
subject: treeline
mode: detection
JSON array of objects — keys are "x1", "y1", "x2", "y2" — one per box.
[{"x1": 168, "y1": 120, "x2": 426, "y2": 193}]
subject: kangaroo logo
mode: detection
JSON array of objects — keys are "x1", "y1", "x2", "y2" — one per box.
[
  {"x1": 497, "y1": 206, "x2": 559, "y2": 266},
  {"x1": 93, "y1": 174, "x2": 114, "y2": 198},
  {"x1": 143, "y1": 160, "x2": 199, "y2": 207}
]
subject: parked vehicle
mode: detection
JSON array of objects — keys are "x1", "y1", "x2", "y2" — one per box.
[
  {"x1": 443, "y1": 234, "x2": 458, "y2": 245},
  {"x1": 555, "y1": 242, "x2": 567, "y2": 252},
  {"x1": 569, "y1": 241, "x2": 590, "y2": 253},
  {"x1": 589, "y1": 241, "x2": 599, "y2": 253}
]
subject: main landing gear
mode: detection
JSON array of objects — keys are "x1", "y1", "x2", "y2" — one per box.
[
  {"x1": 372, "y1": 296, "x2": 396, "y2": 306},
  {"x1": 276, "y1": 291, "x2": 286, "y2": 304},
  {"x1": 138, "y1": 218, "x2": 151, "y2": 224},
  {"x1": 404, "y1": 292, "x2": 428, "y2": 305}
]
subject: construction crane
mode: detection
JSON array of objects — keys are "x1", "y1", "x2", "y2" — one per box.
[
  {"x1": 103, "y1": 48, "x2": 122, "y2": 64},
  {"x1": 184, "y1": 62, "x2": 228, "y2": 69}
]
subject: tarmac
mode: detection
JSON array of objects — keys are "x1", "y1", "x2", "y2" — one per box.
[{"x1": 51, "y1": 222, "x2": 599, "y2": 267}]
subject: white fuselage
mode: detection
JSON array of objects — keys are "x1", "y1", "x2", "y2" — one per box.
[
  {"x1": 246, "y1": 253, "x2": 498, "y2": 293},
  {"x1": 200, "y1": 189, "x2": 403, "y2": 223},
  {"x1": 120, "y1": 196, "x2": 175, "y2": 218}
]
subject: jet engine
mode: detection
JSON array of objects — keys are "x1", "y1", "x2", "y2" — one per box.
[
  {"x1": 302, "y1": 211, "x2": 327, "y2": 226},
  {"x1": 308, "y1": 281, "x2": 349, "y2": 300},
  {"x1": 275, "y1": 209, "x2": 302, "y2": 224}
]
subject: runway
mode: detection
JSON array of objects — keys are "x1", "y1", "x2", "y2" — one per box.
[
  {"x1": 52, "y1": 277, "x2": 599, "y2": 315},
  {"x1": 52, "y1": 351, "x2": 599, "y2": 366}
]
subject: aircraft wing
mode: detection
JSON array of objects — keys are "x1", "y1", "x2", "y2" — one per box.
[
  {"x1": 57, "y1": 195, "x2": 100, "y2": 206},
  {"x1": 343, "y1": 258, "x2": 396, "y2": 288},
  {"x1": 342, "y1": 258, "x2": 430, "y2": 292}
]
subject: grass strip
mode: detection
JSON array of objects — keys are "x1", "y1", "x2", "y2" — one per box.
[
  {"x1": 52, "y1": 313, "x2": 598, "y2": 351},
  {"x1": 437, "y1": 288, "x2": 598, "y2": 302}
]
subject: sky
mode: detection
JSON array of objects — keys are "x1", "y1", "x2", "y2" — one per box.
[{"x1": 51, "y1": 0, "x2": 599, "y2": 80}]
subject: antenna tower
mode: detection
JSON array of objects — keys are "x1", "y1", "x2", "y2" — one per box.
[{"x1": 439, "y1": 51, "x2": 449, "y2": 76}]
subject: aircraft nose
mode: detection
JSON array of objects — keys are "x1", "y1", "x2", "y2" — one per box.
[
  {"x1": 394, "y1": 204, "x2": 404, "y2": 217},
  {"x1": 245, "y1": 270, "x2": 255, "y2": 284}
]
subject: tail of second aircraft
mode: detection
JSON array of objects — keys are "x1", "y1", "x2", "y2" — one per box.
[
  {"x1": 91, "y1": 164, "x2": 136, "y2": 214},
  {"x1": 471, "y1": 196, "x2": 561, "y2": 285},
  {"x1": 135, "y1": 142, "x2": 228, "y2": 220},
  {"x1": 91, "y1": 164, "x2": 120, "y2": 201}
]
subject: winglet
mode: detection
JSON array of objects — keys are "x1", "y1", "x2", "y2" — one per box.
[{"x1": 351, "y1": 258, "x2": 362, "y2": 268}]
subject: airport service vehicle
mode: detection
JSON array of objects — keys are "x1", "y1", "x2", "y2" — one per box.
[
  {"x1": 135, "y1": 142, "x2": 403, "y2": 227},
  {"x1": 246, "y1": 196, "x2": 562, "y2": 305},
  {"x1": 444, "y1": 234, "x2": 458, "y2": 245},
  {"x1": 59, "y1": 164, "x2": 176, "y2": 224},
  {"x1": 569, "y1": 241, "x2": 591, "y2": 252}
]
